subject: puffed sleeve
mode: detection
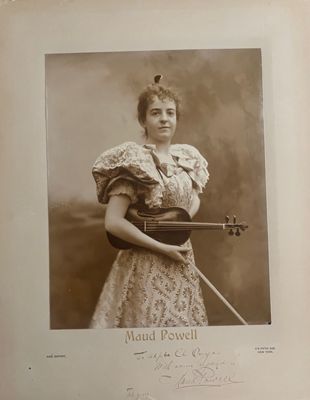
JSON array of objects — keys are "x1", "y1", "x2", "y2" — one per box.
[
  {"x1": 92, "y1": 141, "x2": 162, "y2": 205},
  {"x1": 174, "y1": 144, "x2": 210, "y2": 193},
  {"x1": 106, "y1": 178, "x2": 138, "y2": 204}
]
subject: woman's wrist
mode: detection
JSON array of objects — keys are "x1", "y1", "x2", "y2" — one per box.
[{"x1": 150, "y1": 241, "x2": 168, "y2": 254}]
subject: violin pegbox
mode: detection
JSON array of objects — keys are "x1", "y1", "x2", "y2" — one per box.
[{"x1": 225, "y1": 215, "x2": 248, "y2": 237}]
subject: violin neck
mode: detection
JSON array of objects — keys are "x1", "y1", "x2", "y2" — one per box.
[{"x1": 133, "y1": 221, "x2": 231, "y2": 231}]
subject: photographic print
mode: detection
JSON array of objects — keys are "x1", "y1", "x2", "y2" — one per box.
[
  {"x1": 46, "y1": 49, "x2": 271, "y2": 330},
  {"x1": 2, "y1": 1, "x2": 310, "y2": 399}
]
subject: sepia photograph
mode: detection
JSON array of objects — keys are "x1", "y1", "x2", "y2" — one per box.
[
  {"x1": 2, "y1": 1, "x2": 310, "y2": 399},
  {"x1": 46, "y1": 49, "x2": 270, "y2": 329}
]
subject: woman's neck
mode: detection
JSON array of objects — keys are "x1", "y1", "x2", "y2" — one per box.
[{"x1": 145, "y1": 139, "x2": 171, "y2": 155}]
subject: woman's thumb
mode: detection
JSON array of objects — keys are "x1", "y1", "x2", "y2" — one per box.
[{"x1": 179, "y1": 246, "x2": 191, "y2": 252}]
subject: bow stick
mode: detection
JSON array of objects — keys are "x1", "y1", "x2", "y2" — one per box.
[{"x1": 188, "y1": 261, "x2": 248, "y2": 325}]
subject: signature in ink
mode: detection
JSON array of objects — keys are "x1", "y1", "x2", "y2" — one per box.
[{"x1": 176, "y1": 366, "x2": 243, "y2": 389}]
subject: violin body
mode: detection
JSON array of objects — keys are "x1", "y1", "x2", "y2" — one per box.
[
  {"x1": 106, "y1": 206, "x2": 248, "y2": 249},
  {"x1": 106, "y1": 206, "x2": 192, "y2": 249}
]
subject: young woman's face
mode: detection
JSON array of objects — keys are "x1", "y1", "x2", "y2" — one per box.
[{"x1": 143, "y1": 96, "x2": 177, "y2": 143}]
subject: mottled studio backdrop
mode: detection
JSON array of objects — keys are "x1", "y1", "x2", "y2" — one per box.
[{"x1": 46, "y1": 49, "x2": 270, "y2": 329}]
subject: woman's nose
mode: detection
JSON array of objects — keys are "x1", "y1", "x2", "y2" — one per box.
[{"x1": 160, "y1": 112, "x2": 168, "y2": 121}]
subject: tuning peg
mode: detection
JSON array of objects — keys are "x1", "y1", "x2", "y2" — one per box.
[
  {"x1": 229, "y1": 229, "x2": 234, "y2": 236},
  {"x1": 235, "y1": 228, "x2": 241, "y2": 236},
  {"x1": 233, "y1": 215, "x2": 236, "y2": 224},
  {"x1": 225, "y1": 216, "x2": 230, "y2": 223}
]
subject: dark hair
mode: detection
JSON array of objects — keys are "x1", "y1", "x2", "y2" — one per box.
[{"x1": 137, "y1": 83, "x2": 181, "y2": 127}]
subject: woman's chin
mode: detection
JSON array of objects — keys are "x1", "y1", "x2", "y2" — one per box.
[{"x1": 153, "y1": 131, "x2": 175, "y2": 141}]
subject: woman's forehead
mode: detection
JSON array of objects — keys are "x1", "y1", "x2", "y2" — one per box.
[{"x1": 148, "y1": 96, "x2": 176, "y2": 109}]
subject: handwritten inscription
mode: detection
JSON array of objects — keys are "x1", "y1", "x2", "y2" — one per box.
[
  {"x1": 176, "y1": 365, "x2": 240, "y2": 389},
  {"x1": 126, "y1": 387, "x2": 156, "y2": 400},
  {"x1": 132, "y1": 347, "x2": 243, "y2": 389},
  {"x1": 0, "y1": 0, "x2": 16, "y2": 5}
]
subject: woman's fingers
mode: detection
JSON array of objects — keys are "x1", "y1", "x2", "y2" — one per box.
[
  {"x1": 174, "y1": 253, "x2": 187, "y2": 263},
  {"x1": 174, "y1": 249, "x2": 191, "y2": 264},
  {"x1": 160, "y1": 244, "x2": 191, "y2": 264},
  {"x1": 178, "y1": 246, "x2": 191, "y2": 253}
]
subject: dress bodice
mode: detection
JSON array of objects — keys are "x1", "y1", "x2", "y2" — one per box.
[
  {"x1": 92, "y1": 141, "x2": 209, "y2": 210},
  {"x1": 151, "y1": 161, "x2": 194, "y2": 212}
]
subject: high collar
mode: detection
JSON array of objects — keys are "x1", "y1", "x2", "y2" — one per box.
[
  {"x1": 143, "y1": 143, "x2": 197, "y2": 178},
  {"x1": 143, "y1": 143, "x2": 180, "y2": 159}
]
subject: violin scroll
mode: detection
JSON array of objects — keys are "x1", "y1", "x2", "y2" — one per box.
[{"x1": 224, "y1": 215, "x2": 248, "y2": 237}]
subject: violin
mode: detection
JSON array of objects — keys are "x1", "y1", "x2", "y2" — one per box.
[{"x1": 107, "y1": 206, "x2": 248, "y2": 249}]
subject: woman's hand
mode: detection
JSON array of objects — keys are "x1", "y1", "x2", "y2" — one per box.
[{"x1": 159, "y1": 244, "x2": 191, "y2": 264}]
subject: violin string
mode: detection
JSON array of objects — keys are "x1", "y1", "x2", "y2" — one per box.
[
  {"x1": 132, "y1": 223, "x2": 226, "y2": 228},
  {"x1": 132, "y1": 224, "x2": 219, "y2": 229},
  {"x1": 132, "y1": 224, "x2": 225, "y2": 231}
]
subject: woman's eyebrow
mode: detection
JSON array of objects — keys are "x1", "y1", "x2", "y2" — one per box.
[{"x1": 149, "y1": 107, "x2": 176, "y2": 111}]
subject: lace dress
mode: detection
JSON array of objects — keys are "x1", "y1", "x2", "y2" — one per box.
[{"x1": 90, "y1": 141, "x2": 209, "y2": 328}]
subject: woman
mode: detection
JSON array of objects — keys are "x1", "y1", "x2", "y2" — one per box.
[{"x1": 90, "y1": 76, "x2": 209, "y2": 328}]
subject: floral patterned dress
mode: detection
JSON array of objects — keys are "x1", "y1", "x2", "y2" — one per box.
[{"x1": 90, "y1": 141, "x2": 209, "y2": 328}]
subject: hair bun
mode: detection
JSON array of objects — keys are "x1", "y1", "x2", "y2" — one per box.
[{"x1": 154, "y1": 74, "x2": 163, "y2": 84}]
